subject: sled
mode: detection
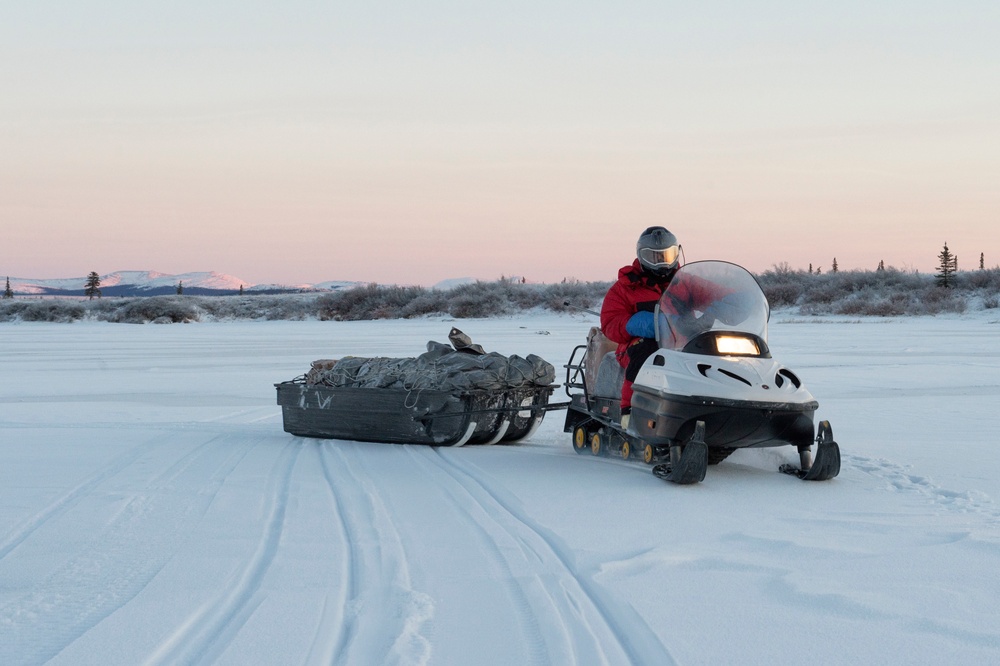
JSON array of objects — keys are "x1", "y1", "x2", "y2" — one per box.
[
  {"x1": 275, "y1": 328, "x2": 559, "y2": 446},
  {"x1": 275, "y1": 380, "x2": 554, "y2": 446}
]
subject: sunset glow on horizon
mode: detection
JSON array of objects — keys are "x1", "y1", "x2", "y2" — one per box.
[{"x1": 3, "y1": 2, "x2": 998, "y2": 287}]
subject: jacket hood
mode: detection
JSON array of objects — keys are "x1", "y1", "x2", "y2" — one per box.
[
  {"x1": 617, "y1": 259, "x2": 644, "y2": 282},
  {"x1": 618, "y1": 259, "x2": 674, "y2": 288}
]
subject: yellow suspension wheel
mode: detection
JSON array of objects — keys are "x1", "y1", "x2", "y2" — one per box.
[
  {"x1": 621, "y1": 440, "x2": 631, "y2": 460},
  {"x1": 590, "y1": 431, "x2": 603, "y2": 456},
  {"x1": 573, "y1": 426, "x2": 588, "y2": 453},
  {"x1": 643, "y1": 443, "x2": 655, "y2": 464}
]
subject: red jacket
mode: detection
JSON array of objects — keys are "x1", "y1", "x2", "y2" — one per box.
[
  {"x1": 600, "y1": 260, "x2": 672, "y2": 358},
  {"x1": 601, "y1": 260, "x2": 728, "y2": 357}
]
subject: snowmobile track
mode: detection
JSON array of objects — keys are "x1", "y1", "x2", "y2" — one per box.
[
  {"x1": 0, "y1": 441, "x2": 150, "y2": 563},
  {"x1": 313, "y1": 443, "x2": 433, "y2": 666},
  {"x1": 0, "y1": 434, "x2": 254, "y2": 665},
  {"x1": 309, "y1": 442, "x2": 358, "y2": 665},
  {"x1": 146, "y1": 439, "x2": 300, "y2": 666},
  {"x1": 402, "y1": 448, "x2": 553, "y2": 664},
  {"x1": 425, "y1": 448, "x2": 677, "y2": 665}
]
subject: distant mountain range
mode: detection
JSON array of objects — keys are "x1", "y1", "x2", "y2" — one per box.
[{"x1": 6, "y1": 271, "x2": 359, "y2": 297}]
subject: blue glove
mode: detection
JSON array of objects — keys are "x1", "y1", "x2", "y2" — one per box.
[{"x1": 625, "y1": 311, "x2": 656, "y2": 338}]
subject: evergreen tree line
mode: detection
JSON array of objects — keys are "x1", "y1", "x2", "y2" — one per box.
[{"x1": 803, "y1": 242, "x2": 980, "y2": 287}]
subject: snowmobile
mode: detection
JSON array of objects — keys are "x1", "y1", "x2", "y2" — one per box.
[{"x1": 563, "y1": 260, "x2": 840, "y2": 484}]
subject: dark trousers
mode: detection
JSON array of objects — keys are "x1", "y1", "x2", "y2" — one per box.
[{"x1": 617, "y1": 338, "x2": 659, "y2": 410}]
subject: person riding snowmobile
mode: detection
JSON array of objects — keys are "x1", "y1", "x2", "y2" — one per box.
[{"x1": 600, "y1": 226, "x2": 732, "y2": 428}]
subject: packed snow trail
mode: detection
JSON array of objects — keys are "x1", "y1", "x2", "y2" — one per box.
[
  {"x1": 425, "y1": 447, "x2": 676, "y2": 665},
  {"x1": 0, "y1": 431, "x2": 256, "y2": 665},
  {"x1": 315, "y1": 443, "x2": 434, "y2": 666},
  {"x1": 145, "y1": 439, "x2": 300, "y2": 665}
]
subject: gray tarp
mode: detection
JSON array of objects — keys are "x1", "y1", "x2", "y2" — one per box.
[{"x1": 306, "y1": 339, "x2": 556, "y2": 392}]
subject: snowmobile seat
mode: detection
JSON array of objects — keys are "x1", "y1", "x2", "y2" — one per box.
[
  {"x1": 584, "y1": 327, "x2": 618, "y2": 394},
  {"x1": 593, "y1": 352, "x2": 626, "y2": 399}
]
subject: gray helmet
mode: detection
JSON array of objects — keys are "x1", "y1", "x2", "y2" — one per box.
[{"x1": 636, "y1": 226, "x2": 680, "y2": 275}]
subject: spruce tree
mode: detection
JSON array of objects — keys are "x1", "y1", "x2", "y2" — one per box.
[
  {"x1": 831, "y1": 258, "x2": 838, "y2": 273},
  {"x1": 84, "y1": 271, "x2": 102, "y2": 300},
  {"x1": 935, "y1": 242, "x2": 957, "y2": 288},
  {"x1": 877, "y1": 260, "x2": 885, "y2": 271},
  {"x1": 177, "y1": 280, "x2": 183, "y2": 295},
  {"x1": 3, "y1": 276, "x2": 13, "y2": 299},
  {"x1": 981, "y1": 252, "x2": 985, "y2": 270}
]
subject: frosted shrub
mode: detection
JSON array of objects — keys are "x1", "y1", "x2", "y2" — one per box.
[
  {"x1": 544, "y1": 280, "x2": 610, "y2": 312},
  {"x1": 917, "y1": 287, "x2": 968, "y2": 315},
  {"x1": 835, "y1": 296, "x2": 905, "y2": 317},
  {"x1": 101, "y1": 296, "x2": 201, "y2": 323},
  {"x1": 196, "y1": 297, "x2": 259, "y2": 320},
  {"x1": 317, "y1": 284, "x2": 428, "y2": 320},
  {"x1": 762, "y1": 282, "x2": 803, "y2": 308},
  {"x1": 447, "y1": 282, "x2": 517, "y2": 318},
  {"x1": 0, "y1": 301, "x2": 29, "y2": 322},
  {"x1": 958, "y1": 268, "x2": 1000, "y2": 291},
  {"x1": 6, "y1": 301, "x2": 86, "y2": 322},
  {"x1": 399, "y1": 291, "x2": 450, "y2": 318},
  {"x1": 260, "y1": 296, "x2": 315, "y2": 321}
]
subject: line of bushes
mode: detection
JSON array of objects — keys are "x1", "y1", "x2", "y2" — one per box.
[
  {"x1": 0, "y1": 280, "x2": 609, "y2": 324},
  {"x1": 3, "y1": 269, "x2": 1000, "y2": 323},
  {"x1": 756, "y1": 265, "x2": 1000, "y2": 316}
]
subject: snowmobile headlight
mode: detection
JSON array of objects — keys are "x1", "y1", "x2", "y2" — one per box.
[{"x1": 715, "y1": 335, "x2": 759, "y2": 356}]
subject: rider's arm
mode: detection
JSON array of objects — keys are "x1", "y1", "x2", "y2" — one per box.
[{"x1": 600, "y1": 282, "x2": 635, "y2": 344}]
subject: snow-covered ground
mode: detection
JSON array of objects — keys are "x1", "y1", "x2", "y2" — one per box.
[{"x1": 2, "y1": 313, "x2": 1000, "y2": 665}]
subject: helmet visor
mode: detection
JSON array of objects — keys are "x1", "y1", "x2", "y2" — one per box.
[{"x1": 639, "y1": 244, "x2": 679, "y2": 269}]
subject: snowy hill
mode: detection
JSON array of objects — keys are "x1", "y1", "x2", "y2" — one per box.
[{"x1": 7, "y1": 271, "x2": 359, "y2": 297}]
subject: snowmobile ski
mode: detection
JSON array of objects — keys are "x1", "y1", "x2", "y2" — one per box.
[
  {"x1": 651, "y1": 421, "x2": 709, "y2": 484},
  {"x1": 780, "y1": 420, "x2": 841, "y2": 481}
]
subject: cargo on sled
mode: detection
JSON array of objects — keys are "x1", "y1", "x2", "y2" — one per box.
[{"x1": 275, "y1": 328, "x2": 558, "y2": 446}]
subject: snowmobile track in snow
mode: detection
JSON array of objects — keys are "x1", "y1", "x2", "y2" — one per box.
[
  {"x1": 313, "y1": 443, "x2": 434, "y2": 666},
  {"x1": 0, "y1": 440, "x2": 150, "y2": 564},
  {"x1": 0, "y1": 433, "x2": 256, "y2": 665},
  {"x1": 146, "y1": 439, "x2": 300, "y2": 666},
  {"x1": 421, "y1": 447, "x2": 677, "y2": 665}
]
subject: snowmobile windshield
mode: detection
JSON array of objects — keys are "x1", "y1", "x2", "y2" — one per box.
[{"x1": 655, "y1": 261, "x2": 769, "y2": 352}]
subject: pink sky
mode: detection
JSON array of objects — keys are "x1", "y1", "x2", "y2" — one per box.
[{"x1": 3, "y1": 2, "x2": 998, "y2": 286}]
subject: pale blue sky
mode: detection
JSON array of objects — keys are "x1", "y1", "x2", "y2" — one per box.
[{"x1": 3, "y1": 1, "x2": 998, "y2": 284}]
